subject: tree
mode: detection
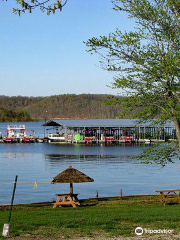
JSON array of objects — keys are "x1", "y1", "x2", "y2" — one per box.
[
  {"x1": 6, "y1": 0, "x2": 68, "y2": 15},
  {"x1": 86, "y1": 0, "x2": 180, "y2": 162}
]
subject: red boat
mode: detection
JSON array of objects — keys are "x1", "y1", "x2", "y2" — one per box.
[
  {"x1": 3, "y1": 125, "x2": 35, "y2": 143},
  {"x1": 120, "y1": 136, "x2": 135, "y2": 142},
  {"x1": 21, "y1": 129, "x2": 35, "y2": 143},
  {"x1": 3, "y1": 129, "x2": 17, "y2": 143},
  {"x1": 85, "y1": 137, "x2": 93, "y2": 142},
  {"x1": 105, "y1": 136, "x2": 115, "y2": 141}
]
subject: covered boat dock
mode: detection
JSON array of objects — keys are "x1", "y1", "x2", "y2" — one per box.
[{"x1": 42, "y1": 119, "x2": 176, "y2": 144}]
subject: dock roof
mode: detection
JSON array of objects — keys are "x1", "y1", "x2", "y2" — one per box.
[{"x1": 42, "y1": 119, "x2": 174, "y2": 128}]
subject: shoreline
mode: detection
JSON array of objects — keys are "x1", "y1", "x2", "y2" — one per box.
[
  {"x1": 0, "y1": 118, "x2": 130, "y2": 123},
  {"x1": 0, "y1": 194, "x2": 159, "y2": 207}
]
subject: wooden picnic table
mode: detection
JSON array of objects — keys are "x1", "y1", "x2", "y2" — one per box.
[
  {"x1": 156, "y1": 189, "x2": 180, "y2": 203},
  {"x1": 53, "y1": 193, "x2": 80, "y2": 208}
]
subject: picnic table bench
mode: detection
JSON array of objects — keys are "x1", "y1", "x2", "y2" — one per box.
[
  {"x1": 53, "y1": 193, "x2": 80, "y2": 208},
  {"x1": 156, "y1": 189, "x2": 180, "y2": 203}
]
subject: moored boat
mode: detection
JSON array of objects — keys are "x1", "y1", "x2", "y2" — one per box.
[
  {"x1": 47, "y1": 133, "x2": 65, "y2": 142},
  {"x1": 36, "y1": 138, "x2": 44, "y2": 143},
  {"x1": 120, "y1": 136, "x2": 135, "y2": 143},
  {"x1": 3, "y1": 125, "x2": 36, "y2": 143},
  {"x1": 21, "y1": 129, "x2": 35, "y2": 143}
]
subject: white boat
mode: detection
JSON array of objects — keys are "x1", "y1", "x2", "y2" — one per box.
[
  {"x1": 47, "y1": 133, "x2": 65, "y2": 142},
  {"x1": 3, "y1": 125, "x2": 35, "y2": 143}
]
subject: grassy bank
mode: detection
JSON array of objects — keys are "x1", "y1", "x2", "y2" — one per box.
[{"x1": 0, "y1": 197, "x2": 180, "y2": 239}]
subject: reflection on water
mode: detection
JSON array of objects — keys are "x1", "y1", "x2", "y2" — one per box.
[
  {"x1": 0, "y1": 143, "x2": 180, "y2": 204},
  {"x1": 45, "y1": 154, "x2": 134, "y2": 166},
  {"x1": 45, "y1": 154, "x2": 119, "y2": 160}
]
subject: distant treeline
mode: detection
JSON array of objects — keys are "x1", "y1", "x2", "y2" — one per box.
[
  {"x1": 0, "y1": 94, "x2": 122, "y2": 121},
  {"x1": 0, "y1": 107, "x2": 32, "y2": 122}
]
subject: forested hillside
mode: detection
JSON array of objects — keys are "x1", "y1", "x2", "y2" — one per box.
[
  {"x1": 0, "y1": 94, "x2": 122, "y2": 120},
  {"x1": 0, "y1": 96, "x2": 43, "y2": 110},
  {"x1": 0, "y1": 107, "x2": 32, "y2": 122}
]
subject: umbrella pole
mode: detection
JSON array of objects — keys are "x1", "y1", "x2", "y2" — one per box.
[{"x1": 70, "y1": 183, "x2": 73, "y2": 194}]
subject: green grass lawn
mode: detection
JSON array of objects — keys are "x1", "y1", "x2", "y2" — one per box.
[{"x1": 0, "y1": 198, "x2": 180, "y2": 239}]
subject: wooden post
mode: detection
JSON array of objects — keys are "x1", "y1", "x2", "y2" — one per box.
[
  {"x1": 120, "y1": 189, "x2": 123, "y2": 199},
  {"x1": 8, "y1": 175, "x2": 18, "y2": 224},
  {"x1": 96, "y1": 191, "x2": 99, "y2": 198},
  {"x1": 70, "y1": 182, "x2": 73, "y2": 194}
]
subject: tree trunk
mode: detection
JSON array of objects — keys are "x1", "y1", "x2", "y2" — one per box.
[
  {"x1": 70, "y1": 182, "x2": 73, "y2": 194},
  {"x1": 174, "y1": 119, "x2": 180, "y2": 150}
]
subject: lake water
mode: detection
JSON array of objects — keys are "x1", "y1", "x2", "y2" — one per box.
[{"x1": 0, "y1": 120, "x2": 180, "y2": 205}]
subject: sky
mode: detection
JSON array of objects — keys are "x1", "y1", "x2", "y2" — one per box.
[{"x1": 0, "y1": 0, "x2": 134, "y2": 97}]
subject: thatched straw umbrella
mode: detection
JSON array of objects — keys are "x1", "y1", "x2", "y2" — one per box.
[{"x1": 51, "y1": 166, "x2": 94, "y2": 194}]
